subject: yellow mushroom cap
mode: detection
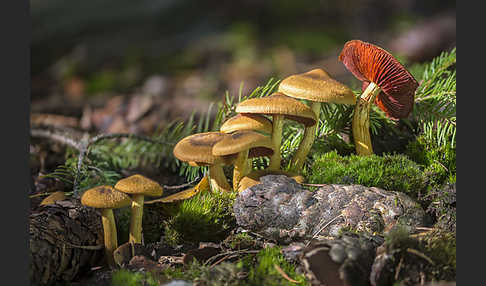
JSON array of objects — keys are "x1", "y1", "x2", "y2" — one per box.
[
  {"x1": 212, "y1": 130, "x2": 274, "y2": 157},
  {"x1": 40, "y1": 191, "x2": 67, "y2": 206},
  {"x1": 81, "y1": 185, "x2": 131, "y2": 209},
  {"x1": 237, "y1": 169, "x2": 305, "y2": 192},
  {"x1": 173, "y1": 132, "x2": 236, "y2": 165},
  {"x1": 235, "y1": 92, "x2": 317, "y2": 127},
  {"x1": 114, "y1": 174, "x2": 163, "y2": 197},
  {"x1": 278, "y1": 68, "x2": 356, "y2": 105},
  {"x1": 220, "y1": 113, "x2": 273, "y2": 134}
]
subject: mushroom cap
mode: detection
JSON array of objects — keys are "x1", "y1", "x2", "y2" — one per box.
[
  {"x1": 40, "y1": 191, "x2": 67, "y2": 206},
  {"x1": 81, "y1": 185, "x2": 131, "y2": 209},
  {"x1": 338, "y1": 40, "x2": 419, "y2": 119},
  {"x1": 278, "y1": 68, "x2": 356, "y2": 105},
  {"x1": 237, "y1": 169, "x2": 305, "y2": 192},
  {"x1": 212, "y1": 130, "x2": 274, "y2": 157},
  {"x1": 173, "y1": 132, "x2": 236, "y2": 165},
  {"x1": 235, "y1": 92, "x2": 317, "y2": 127},
  {"x1": 220, "y1": 113, "x2": 273, "y2": 134},
  {"x1": 114, "y1": 174, "x2": 163, "y2": 197}
]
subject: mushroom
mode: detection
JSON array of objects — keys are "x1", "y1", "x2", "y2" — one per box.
[
  {"x1": 80, "y1": 185, "x2": 131, "y2": 267},
  {"x1": 220, "y1": 113, "x2": 273, "y2": 176},
  {"x1": 235, "y1": 92, "x2": 317, "y2": 171},
  {"x1": 39, "y1": 191, "x2": 67, "y2": 206},
  {"x1": 237, "y1": 169, "x2": 305, "y2": 193},
  {"x1": 114, "y1": 174, "x2": 163, "y2": 244},
  {"x1": 278, "y1": 68, "x2": 356, "y2": 171},
  {"x1": 173, "y1": 132, "x2": 236, "y2": 192},
  {"x1": 338, "y1": 40, "x2": 419, "y2": 155},
  {"x1": 220, "y1": 113, "x2": 273, "y2": 135},
  {"x1": 212, "y1": 130, "x2": 275, "y2": 190}
]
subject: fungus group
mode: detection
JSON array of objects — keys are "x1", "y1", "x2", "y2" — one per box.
[{"x1": 174, "y1": 40, "x2": 418, "y2": 191}]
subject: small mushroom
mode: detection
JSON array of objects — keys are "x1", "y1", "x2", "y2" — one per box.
[
  {"x1": 212, "y1": 130, "x2": 275, "y2": 190},
  {"x1": 81, "y1": 185, "x2": 131, "y2": 268},
  {"x1": 338, "y1": 40, "x2": 419, "y2": 155},
  {"x1": 220, "y1": 113, "x2": 273, "y2": 174},
  {"x1": 278, "y1": 68, "x2": 356, "y2": 171},
  {"x1": 39, "y1": 191, "x2": 67, "y2": 206},
  {"x1": 236, "y1": 92, "x2": 317, "y2": 171},
  {"x1": 238, "y1": 169, "x2": 305, "y2": 193},
  {"x1": 114, "y1": 174, "x2": 163, "y2": 244},
  {"x1": 220, "y1": 113, "x2": 273, "y2": 135},
  {"x1": 173, "y1": 132, "x2": 236, "y2": 192}
]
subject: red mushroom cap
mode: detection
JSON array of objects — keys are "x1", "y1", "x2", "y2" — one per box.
[{"x1": 339, "y1": 40, "x2": 419, "y2": 119}]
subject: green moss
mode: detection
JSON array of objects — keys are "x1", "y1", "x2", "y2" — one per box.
[
  {"x1": 405, "y1": 135, "x2": 456, "y2": 189},
  {"x1": 239, "y1": 246, "x2": 307, "y2": 286},
  {"x1": 224, "y1": 232, "x2": 258, "y2": 250},
  {"x1": 305, "y1": 151, "x2": 428, "y2": 198},
  {"x1": 111, "y1": 269, "x2": 159, "y2": 286},
  {"x1": 163, "y1": 191, "x2": 237, "y2": 246}
]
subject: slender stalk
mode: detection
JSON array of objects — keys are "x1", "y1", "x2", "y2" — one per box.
[
  {"x1": 100, "y1": 208, "x2": 118, "y2": 268},
  {"x1": 128, "y1": 195, "x2": 144, "y2": 244},
  {"x1": 209, "y1": 165, "x2": 231, "y2": 192},
  {"x1": 290, "y1": 102, "x2": 321, "y2": 172},
  {"x1": 233, "y1": 149, "x2": 249, "y2": 191},
  {"x1": 269, "y1": 115, "x2": 284, "y2": 171},
  {"x1": 352, "y1": 82, "x2": 381, "y2": 155}
]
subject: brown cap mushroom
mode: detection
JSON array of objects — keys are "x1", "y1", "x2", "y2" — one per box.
[
  {"x1": 114, "y1": 174, "x2": 163, "y2": 244},
  {"x1": 338, "y1": 40, "x2": 419, "y2": 155},
  {"x1": 236, "y1": 92, "x2": 317, "y2": 170},
  {"x1": 238, "y1": 169, "x2": 305, "y2": 193},
  {"x1": 278, "y1": 68, "x2": 356, "y2": 171},
  {"x1": 212, "y1": 130, "x2": 274, "y2": 191},
  {"x1": 173, "y1": 132, "x2": 235, "y2": 192},
  {"x1": 39, "y1": 191, "x2": 67, "y2": 206},
  {"x1": 220, "y1": 113, "x2": 273, "y2": 135},
  {"x1": 81, "y1": 185, "x2": 131, "y2": 267}
]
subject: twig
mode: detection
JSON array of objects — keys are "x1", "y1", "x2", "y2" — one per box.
[
  {"x1": 163, "y1": 177, "x2": 199, "y2": 189},
  {"x1": 406, "y1": 248, "x2": 435, "y2": 265},
  {"x1": 306, "y1": 214, "x2": 343, "y2": 247},
  {"x1": 273, "y1": 264, "x2": 301, "y2": 284},
  {"x1": 204, "y1": 250, "x2": 260, "y2": 266}
]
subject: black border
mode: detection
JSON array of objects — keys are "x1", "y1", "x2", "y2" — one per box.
[{"x1": 1, "y1": 0, "x2": 30, "y2": 284}]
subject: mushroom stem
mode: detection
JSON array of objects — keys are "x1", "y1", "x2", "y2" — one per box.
[
  {"x1": 128, "y1": 194, "x2": 144, "y2": 244},
  {"x1": 269, "y1": 114, "x2": 284, "y2": 171},
  {"x1": 233, "y1": 149, "x2": 249, "y2": 191},
  {"x1": 209, "y1": 165, "x2": 231, "y2": 192},
  {"x1": 290, "y1": 101, "x2": 321, "y2": 172},
  {"x1": 100, "y1": 208, "x2": 118, "y2": 268},
  {"x1": 352, "y1": 82, "x2": 382, "y2": 155}
]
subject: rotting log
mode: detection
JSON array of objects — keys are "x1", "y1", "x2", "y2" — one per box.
[{"x1": 29, "y1": 199, "x2": 104, "y2": 286}]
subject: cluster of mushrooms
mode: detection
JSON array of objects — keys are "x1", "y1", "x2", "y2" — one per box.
[
  {"x1": 75, "y1": 40, "x2": 418, "y2": 269},
  {"x1": 80, "y1": 174, "x2": 163, "y2": 267},
  {"x1": 173, "y1": 40, "x2": 418, "y2": 193}
]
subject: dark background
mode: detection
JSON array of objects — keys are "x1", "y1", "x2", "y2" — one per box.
[{"x1": 30, "y1": 0, "x2": 456, "y2": 126}]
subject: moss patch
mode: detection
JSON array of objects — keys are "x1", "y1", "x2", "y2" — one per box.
[
  {"x1": 305, "y1": 151, "x2": 428, "y2": 198},
  {"x1": 405, "y1": 135, "x2": 456, "y2": 188},
  {"x1": 111, "y1": 269, "x2": 160, "y2": 286},
  {"x1": 163, "y1": 190, "x2": 237, "y2": 246}
]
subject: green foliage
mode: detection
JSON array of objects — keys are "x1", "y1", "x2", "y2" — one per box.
[
  {"x1": 237, "y1": 246, "x2": 307, "y2": 286},
  {"x1": 111, "y1": 269, "x2": 159, "y2": 286},
  {"x1": 410, "y1": 48, "x2": 456, "y2": 149},
  {"x1": 305, "y1": 151, "x2": 428, "y2": 198},
  {"x1": 163, "y1": 191, "x2": 237, "y2": 246},
  {"x1": 405, "y1": 135, "x2": 456, "y2": 188}
]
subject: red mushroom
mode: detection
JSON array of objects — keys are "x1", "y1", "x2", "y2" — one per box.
[{"x1": 339, "y1": 40, "x2": 419, "y2": 155}]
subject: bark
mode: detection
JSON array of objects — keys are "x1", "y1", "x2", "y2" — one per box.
[{"x1": 30, "y1": 199, "x2": 104, "y2": 285}]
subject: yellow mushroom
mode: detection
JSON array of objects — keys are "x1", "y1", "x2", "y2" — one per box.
[
  {"x1": 114, "y1": 174, "x2": 163, "y2": 244},
  {"x1": 278, "y1": 68, "x2": 355, "y2": 171}
]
